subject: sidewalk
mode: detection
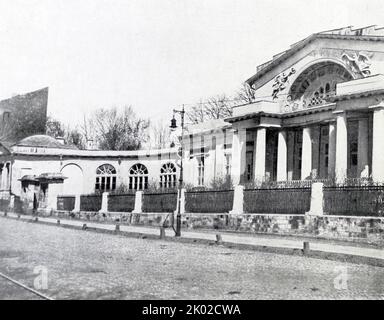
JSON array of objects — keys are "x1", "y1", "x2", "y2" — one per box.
[{"x1": 2, "y1": 212, "x2": 384, "y2": 267}]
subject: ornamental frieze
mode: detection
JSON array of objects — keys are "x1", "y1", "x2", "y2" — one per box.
[
  {"x1": 271, "y1": 68, "x2": 296, "y2": 100},
  {"x1": 311, "y1": 48, "x2": 374, "y2": 78}
]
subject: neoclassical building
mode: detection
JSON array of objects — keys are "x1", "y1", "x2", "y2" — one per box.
[
  {"x1": 0, "y1": 135, "x2": 177, "y2": 210},
  {"x1": 182, "y1": 26, "x2": 384, "y2": 186},
  {"x1": 3, "y1": 26, "x2": 384, "y2": 210}
]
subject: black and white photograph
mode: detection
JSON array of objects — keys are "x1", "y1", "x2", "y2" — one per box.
[{"x1": 0, "y1": 0, "x2": 383, "y2": 307}]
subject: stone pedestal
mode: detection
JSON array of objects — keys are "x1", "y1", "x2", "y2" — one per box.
[
  {"x1": 306, "y1": 182, "x2": 324, "y2": 216},
  {"x1": 72, "y1": 194, "x2": 81, "y2": 213},
  {"x1": 99, "y1": 192, "x2": 109, "y2": 213},
  {"x1": 229, "y1": 185, "x2": 244, "y2": 215},
  {"x1": 132, "y1": 191, "x2": 143, "y2": 214}
]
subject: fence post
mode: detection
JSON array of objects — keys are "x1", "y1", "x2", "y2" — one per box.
[
  {"x1": 229, "y1": 185, "x2": 244, "y2": 215},
  {"x1": 306, "y1": 182, "x2": 324, "y2": 216},
  {"x1": 72, "y1": 194, "x2": 81, "y2": 213},
  {"x1": 8, "y1": 195, "x2": 15, "y2": 211},
  {"x1": 99, "y1": 192, "x2": 109, "y2": 213},
  {"x1": 132, "y1": 191, "x2": 143, "y2": 214}
]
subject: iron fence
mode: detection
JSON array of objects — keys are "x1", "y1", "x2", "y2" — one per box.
[
  {"x1": 108, "y1": 194, "x2": 136, "y2": 212},
  {"x1": 244, "y1": 188, "x2": 311, "y2": 214},
  {"x1": 185, "y1": 190, "x2": 234, "y2": 213},
  {"x1": 0, "y1": 199, "x2": 9, "y2": 211},
  {"x1": 323, "y1": 186, "x2": 384, "y2": 216},
  {"x1": 80, "y1": 195, "x2": 102, "y2": 212},
  {"x1": 143, "y1": 192, "x2": 178, "y2": 213},
  {"x1": 57, "y1": 196, "x2": 75, "y2": 211}
]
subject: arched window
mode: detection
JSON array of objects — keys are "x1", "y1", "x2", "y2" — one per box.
[
  {"x1": 129, "y1": 164, "x2": 149, "y2": 190},
  {"x1": 325, "y1": 83, "x2": 330, "y2": 93},
  {"x1": 160, "y1": 163, "x2": 177, "y2": 189},
  {"x1": 95, "y1": 164, "x2": 117, "y2": 192}
]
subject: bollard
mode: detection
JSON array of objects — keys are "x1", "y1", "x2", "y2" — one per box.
[
  {"x1": 216, "y1": 234, "x2": 223, "y2": 245},
  {"x1": 34, "y1": 217, "x2": 38, "y2": 222},
  {"x1": 82, "y1": 223, "x2": 87, "y2": 230},
  {"x1": 4, "y1": 211, "x2": 7, "y2": 217},
  {"x1": 303, "y1": 241, "x2": 310, "y2": 255},
  {"x1": 115, "y1": 224, "x2": 120, "y2": 232},
  {"x1": 160, "y1": 227, "x2": 166, "y2": 239},
  {"x1": 57, "y1": 219, "x2": 61, "y2": 225}
]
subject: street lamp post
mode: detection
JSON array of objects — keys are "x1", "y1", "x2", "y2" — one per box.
[{"x1": 170, "y1": 105, "x2": 185, "y2": 237}]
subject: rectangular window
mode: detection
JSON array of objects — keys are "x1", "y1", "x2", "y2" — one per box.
[
  {"x1": 197, "y1": 156, "x2": 205, "y2": 186},
  {"x1": 189, "y1": 134, "x2": 194, "y2": 155},
  {"x1": 225, "y1": 154, "x2": 232, "y2": 177}
]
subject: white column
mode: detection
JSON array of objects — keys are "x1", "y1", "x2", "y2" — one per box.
[
  {"x1": 301, "y1": 127, "x2": 312, "y2": 180},
  {"x1": 358, "y1": 118, "x2": 369, "y2": 178},
  {"x1": 328, "y1": 122, "x2": 336, "y2": 179},
  {"x1": 335, "y1": 112, "x2": 348, "y2": 183},
  {"x1": 276, "y1": 130, "x2": 287, "y2": 181},
  {"x1": 254, "y1": 127, "x2": 266, "y2": 183},
  {"x1": 231, "y1": 128, "x2": 247, "y2": 185},
  {"x1": 371, "y1": 106, "x2": 384, "y2": 182}
]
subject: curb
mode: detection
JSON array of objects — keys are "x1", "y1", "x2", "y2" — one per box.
[{"x1": 1, "y1": 214, "x2": 384, "y2": 268}]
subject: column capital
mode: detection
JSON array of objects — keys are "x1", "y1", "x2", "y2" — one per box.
[
  {"x1": 368, "y1": 103, "x2": 384, "y2": 111},
  {"x1": 332, "y1": 110, "x2": 346, "y2": 115}
]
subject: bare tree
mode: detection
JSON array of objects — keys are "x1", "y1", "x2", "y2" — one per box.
[
  {"x1": 92, "y1": 105, "x2": 150, "y2": 150},
  {"x1": 186, "y1": 99, "x2": 205, "y2": 124},
  {"x1": 186, "y1": 95, "x2": 232, "y2": 124},
  {"x1": 234, "y1": 83, "x2": 255, "y2": 104},
  {"x1": 46, "y1": 117, "x2": 86, "y2": 149},
  {"x1": 147, "y1": 120, "x2": 172, "y2": 149}
]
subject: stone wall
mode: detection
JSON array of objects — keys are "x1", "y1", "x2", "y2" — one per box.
[{"x1": 43, "y1": 210, "x2": 384, "y2": 244}]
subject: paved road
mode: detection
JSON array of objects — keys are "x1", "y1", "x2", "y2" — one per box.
[{"x1": 0, "y1": 219, "x2": 383, "y2": 299}]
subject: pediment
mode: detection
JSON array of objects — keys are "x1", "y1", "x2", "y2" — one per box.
[{"x1": 246, "y1": 35, "x2": 384, "y2": 98}]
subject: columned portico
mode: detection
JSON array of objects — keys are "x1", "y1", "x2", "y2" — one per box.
[
  {"x1": 301, "y1": 127, "x2": 312, "y2": 180},
  {"x1": 335, "y1": 111, "x2": 348, "y2": 183},
  {"x1": 371, "y1": 105, "x2": 384, "y2": 182},
  {"x1": 254, "y1": 127, "x2": 266, "y2": 183},
  {"x1": 276, "y1": 130, "x2": 287, "y2": 181}
]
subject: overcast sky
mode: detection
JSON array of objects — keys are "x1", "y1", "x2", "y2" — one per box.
[{"x1": 0, "y1": 0, "x2": 382, "y2": 127}]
